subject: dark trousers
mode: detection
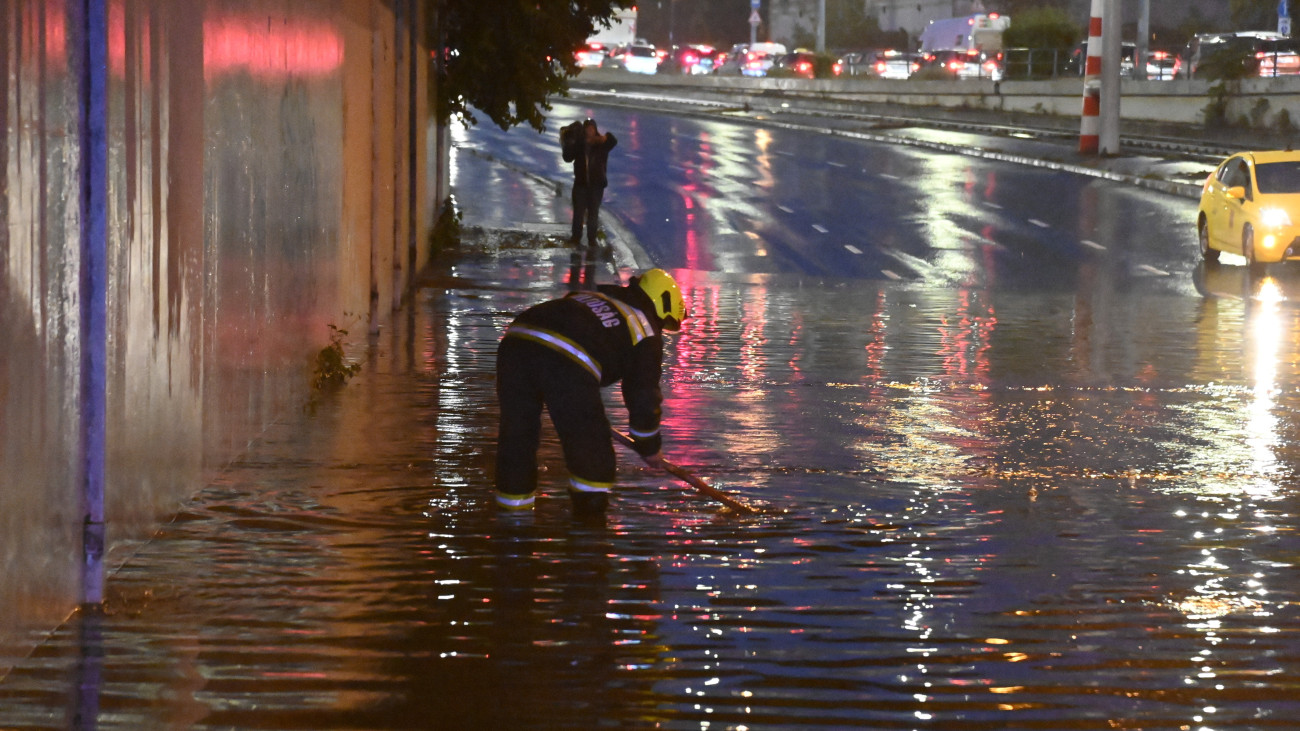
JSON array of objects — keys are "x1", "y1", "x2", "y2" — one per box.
[
  {"x1": 495, "y1": 337, "x2": 616, "y2": 499},
  {"x1": 570, "y1": 183, "x2": 605, "y2": 246}
]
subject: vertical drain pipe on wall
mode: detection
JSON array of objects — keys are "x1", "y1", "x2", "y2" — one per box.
[{"x1": 75, "y1": 0, "x2": 109, "y2": 608}]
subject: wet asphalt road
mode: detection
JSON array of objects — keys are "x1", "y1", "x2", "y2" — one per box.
[
  {"x1": 462, "y1": 96, "x2": 1202, "y2": 289},
  {"x1": 6, "y1": 101, "x2": 1300, "y2": 729}
]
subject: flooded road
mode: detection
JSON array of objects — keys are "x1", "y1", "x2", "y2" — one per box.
[{"x1": 5, "y1": 117, "x2": 1300, "y2": 729}]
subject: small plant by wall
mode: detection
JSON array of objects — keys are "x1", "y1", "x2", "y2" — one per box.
[
  {"x1": 430, "y1": 194, "x2": 462, "y2": 256},
  {"x1": 1278, "y1": 108, "x2": 1295, "y2": 136},
  {"x1": 1250, "y1": 97, "x2": 1271, "y2": 129},
  {"x1": 311, "y1": 324, "x2": 361, "y2": 391},
  {"x1": 1202, "y1": 81, "x2": 1232, "y2": 128}
]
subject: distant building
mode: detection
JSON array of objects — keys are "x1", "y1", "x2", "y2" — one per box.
[
  {"x1": 863, "y1": 0, "x2": 1233, "y2": 45},
  {"x1": 761, "y1": 1, "x2": 1237, "y2": 51},
  {"x1": 872, "y1": 0, "x2": 989, "y2": 45}
]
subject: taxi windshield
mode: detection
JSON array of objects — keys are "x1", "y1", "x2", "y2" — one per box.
[{"x1": 1254, "y1": 161, "x2": 1300, "y2": 194}]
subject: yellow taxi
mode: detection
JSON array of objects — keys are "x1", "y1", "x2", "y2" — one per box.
[{"x1": 1198, "y1": 150, "x2": 1300, "y2": 272}]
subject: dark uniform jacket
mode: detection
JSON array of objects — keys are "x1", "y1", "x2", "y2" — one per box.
[
  {"x1": 562, "y1": 127, "x2": 619, "y2": 187},
  {"x1": 505, "y1": 284, "x2": 664, "y2": 456}
]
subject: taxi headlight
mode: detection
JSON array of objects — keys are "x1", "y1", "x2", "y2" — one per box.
[{"x1": 1259, "y1": 207, "x2": 1293, "y2": 228}]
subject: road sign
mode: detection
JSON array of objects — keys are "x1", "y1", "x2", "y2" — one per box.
[
  {"x1": 1281, "y1": 0, "x2": 1290, "y2": 19},
  {"x1": 1282, "y1": 16, "x2": 1293, "y2": 36},
  {"x1": 751, "y1": 0, "x2": 760, "y2": 8},
  {"x1": 749, "y1": 9, "x2": 761, "y2": 25}
]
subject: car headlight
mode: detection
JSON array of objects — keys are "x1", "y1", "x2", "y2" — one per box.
[{"x1": 1259, "y1": 207, "x2": 1293, "y2": 228}]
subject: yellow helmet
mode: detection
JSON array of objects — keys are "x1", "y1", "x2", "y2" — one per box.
[{"x1": 637, "y1": 268, "x2": 687, "y2": 331}]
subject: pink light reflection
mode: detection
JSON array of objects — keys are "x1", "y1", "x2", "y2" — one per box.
[{"x1": 204, "y1": 12, "x2": 343, "y2": 80}]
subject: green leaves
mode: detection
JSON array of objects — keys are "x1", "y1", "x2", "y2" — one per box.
[{"x1": 436, "y1": 0, "x2": 634, "y2": 132}]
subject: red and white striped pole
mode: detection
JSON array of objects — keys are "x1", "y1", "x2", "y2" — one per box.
[{"x1": 1079, "y1": 0, "x2": 1104, "y2": 154}]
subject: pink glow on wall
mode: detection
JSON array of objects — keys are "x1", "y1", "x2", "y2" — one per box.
[{"x1": 203, "y1": 13, "x2": 343, "y2": 79}]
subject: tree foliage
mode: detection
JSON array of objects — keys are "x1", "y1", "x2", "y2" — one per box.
[
  {"x1": 1230, "y1": 0, "x2": 1287, "y2": 29},
  {"x1": 1001, "y1": 6, "x2": 1077, "y2": 50},
  {"x1": 435, "y1": 0, "x2": 634, "y2": 132}
]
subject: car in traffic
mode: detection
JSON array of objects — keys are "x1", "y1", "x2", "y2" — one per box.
[
  {"x1": 575, "y1": 41, "x2": 608, "y2": 68},
  {"x1": 713, "y1": 43, "x2": 748, "y2": 74},
  {"x1": 665, "y1": 44, "x2": 718, "y2": 74},
  {"x1": 1198, "y1": 150, "x2": 1300, "y2": 272},
  {"x1": 920, "y1": 48, "x2": 1002, "y2": 80},
  {"x1": 1067, "y1": 41, "x2": 1178, "y2": 79},
  {"x1": 771, "y1": 49, "x2": 817, "y2": 78},
  {"x1": 740, "y1": 42, "x2": 788, "y2": 77},
  {"x1": 1145, "y1": 49, "x2": 1179, "y2": 79},
  {"x1": 621, "y1": 43, "x2": 662, "y2": 74},
  {"x1": 1180, "y1": 31, "x2": 1300, "y2": 78},
  {"x1": 871, "y1": 49, "x2": 921, "y2": 79},
  {"x1": 833, "y1": 50, "x2": 869, "y2": 76},
  {"x1": 1068, "y1": 41, "x2": 1138, "y2": 78}
]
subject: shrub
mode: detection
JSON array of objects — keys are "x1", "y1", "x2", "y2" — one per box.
[
  {"x1": 430, "y1": 194, "x2": 462, "y2": 256},
  {"x1": 1002, "y1": 6, "x2": 1078, "y2": 51},
  {"x1": 1250, "y1": 98, "x2": 1270, "y2": 129},
  {"x1": 1277, "y1": 108, "x2": 1296, "y2": 136}
]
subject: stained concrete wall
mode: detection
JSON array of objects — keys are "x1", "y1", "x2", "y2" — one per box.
[{"x1": 0, "y1": 0, "x2": 437, "y2": 675}]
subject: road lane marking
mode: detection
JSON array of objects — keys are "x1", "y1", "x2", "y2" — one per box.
[
  {"x1": 1081, "y1": 239, "x2": 1106, "y2": 250},
  {"x1": 882, "y1": 269, "x2": 902, "y2": 280},
  {"x1": 1136, "y1": 264, "x2": 1170, "y2": 276},
  {"x1": 778, "y1": 205, "x2": 795, "y2": 214},
  {"x1": 879, "y1": 173, "x2": 900, "y2": 180},
  {"x1": 984, "y1": 202, "x2": 1003, "y2": 209},
  {"x1": 813, "y1": 224, "x2": 829, "y2": 233},
  {"x1": 1028, "y1": 219, "x2": 1050, "y2": 228},
  {"x1": 845, "y1": 244, "x2": 862, "y2": 254},
  {"x1": 828, "y1": 161, "x2": 847, "y2": 168}
]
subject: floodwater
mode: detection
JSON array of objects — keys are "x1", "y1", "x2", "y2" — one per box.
[{"x1": 5, "y1": 160, "x2": 1300, "y2": 731}]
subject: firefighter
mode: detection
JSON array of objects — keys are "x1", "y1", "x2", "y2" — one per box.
[{"x1": 494, "y1": 268, "x2": 688, "y2": 515}]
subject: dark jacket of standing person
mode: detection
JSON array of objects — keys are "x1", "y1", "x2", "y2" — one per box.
[
  {"x1": 562, "y1": 120, "x2": 618, "y2": 186},
  {"x1": 561, "y1": 119, "x2": 618, "y2": 246}
]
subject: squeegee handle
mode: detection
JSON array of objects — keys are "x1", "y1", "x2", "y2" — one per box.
[{"x1": 612, "y1": 430, "x2": 757, "y2": 514}]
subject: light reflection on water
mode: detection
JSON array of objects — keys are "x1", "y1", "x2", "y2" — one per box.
[{"x1": 5, "y1": 254, "x2": 1300, "y2": 728}]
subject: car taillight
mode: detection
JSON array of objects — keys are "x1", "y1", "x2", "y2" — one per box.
[
  {"x1": 875, "y1": 61, "x2": 886, "y2": 73},
  {"x1": 911, "y1": 62, "x2": 920, "y2": 72},
  {"x1": 797, "y1": 61, "x2": 811, "y2": 73}
]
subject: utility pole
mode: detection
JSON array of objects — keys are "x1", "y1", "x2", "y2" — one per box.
[
  {"x1": 816, "y1": 0, "x2": 825, "y2": 54},
  {"x1": 1136, "y1": 0, "x2": 1149, "y2": 79},
  {"x1": 1100, "y1": 0, "x2": 1121, "y2": 154}
]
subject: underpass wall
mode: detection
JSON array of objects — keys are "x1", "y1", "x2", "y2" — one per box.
[
  {"x1": 0, "y1": 0, "x2": 437, "y2": 676},
  {"x1": 578, "y1": 68, "x2": 1300, "y2": 134}
]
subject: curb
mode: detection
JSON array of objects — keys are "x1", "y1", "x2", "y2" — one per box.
[{"x1": 456, "y1": 146, "x2": 653, "y2": 272}]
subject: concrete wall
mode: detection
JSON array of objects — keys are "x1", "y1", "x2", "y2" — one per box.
[
  {"x1": 580, "y1": 68, "x2": 1300, "y2": 130},
  {"x1": 0, "y1": 0, "x2": 437, "y2": 675}
]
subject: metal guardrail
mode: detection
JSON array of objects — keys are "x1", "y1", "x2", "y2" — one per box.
[{"x1": 999, "y1": 48, "x2": 1074, "y2": 80}]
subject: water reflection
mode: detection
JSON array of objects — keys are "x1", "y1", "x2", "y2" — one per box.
[{"x1": 4, "y1": 249, "x2": 1300, "y2": 727}]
